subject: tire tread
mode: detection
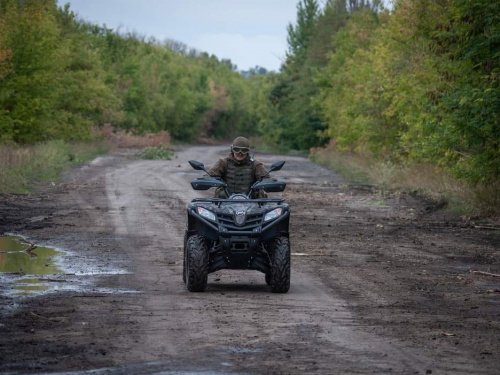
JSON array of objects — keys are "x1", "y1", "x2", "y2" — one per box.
[
  {"x1": 270, "y1": 237, "x2": 291, "y2": 293},
  {"x1": 186, "y1": 235, "x2": 208, "y2": 292}
]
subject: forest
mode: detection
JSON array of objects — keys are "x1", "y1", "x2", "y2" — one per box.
[{"x1": 0, "y1": 0, "x2": 498, "y2": 209}]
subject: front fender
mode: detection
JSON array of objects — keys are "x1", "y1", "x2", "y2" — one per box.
[
  {"x1": 187, "y1": 208, "x2": 219, "y2": 241},
  {"x1": 261, "y1": 210, "x2": 290, "y2": 241}
]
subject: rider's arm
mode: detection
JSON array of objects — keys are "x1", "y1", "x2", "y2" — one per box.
[
  {"x1": 253, "y1": 160, "x2": 268, "y2": 180},
  {"x1": 208, "y1": 158, "x2": 227, "y2": 178},
  {"x1": 252, "y1": 160, "x2": 269, "y2": 198}
]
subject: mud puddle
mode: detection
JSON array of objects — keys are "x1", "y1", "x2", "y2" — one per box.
[
  {"x1": 0, "y1": 235, "x2": 66, "y2": 296},
  {"x1": 0, "y1": 235, "x2": 138, "y2": 298},
  {"x1": 0, "y1": 235, "x2": 65, "y2": 275}
]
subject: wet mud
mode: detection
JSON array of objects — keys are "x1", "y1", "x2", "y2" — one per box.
[{"x1": 0, "y1": 146, "x2": 499, "y2": 374}]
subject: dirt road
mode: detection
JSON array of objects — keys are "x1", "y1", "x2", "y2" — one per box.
[{"x1": 0, "y1": 145, "x2": 499, "y2": 374}]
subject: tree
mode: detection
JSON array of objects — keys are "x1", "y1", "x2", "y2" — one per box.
[
  {"x1": 286, "y1": 0, "x2": 320, "y2": 65},
  {"x1": 0, "y1": 0, "x2": 63, "y2": 143}
]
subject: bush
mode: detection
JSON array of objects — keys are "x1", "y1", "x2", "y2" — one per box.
[{"x1": 138, "y1": 145, "x2": 174, "y2": 160}]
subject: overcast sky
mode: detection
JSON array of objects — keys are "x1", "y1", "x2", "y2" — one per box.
[{"x1": 57, "y1": 0, "x2": 300, "y2": 72}]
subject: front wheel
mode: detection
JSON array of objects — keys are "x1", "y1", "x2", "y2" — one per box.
[
  {"x1": 185, "y1": 235, "x2": 209, "y2": 292},
  {"x1": 182, "y1": 232, "x2": 187, "y2": 283},
  {"x1": 270, "y1": 237, "x2": 291, "y2": 293}
]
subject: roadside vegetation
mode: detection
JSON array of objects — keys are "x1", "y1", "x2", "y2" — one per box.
[
  {"x1": 0, "y1": 140, "x2": 109, "y2": 193},
  {"x1": 310, "y1": 146, "x2": 489, "y2": 215},
  {"x1": 138, "y1": 145, "x2": 175, "y2": 160},
  {"x1": 0, "y1": 0, "x2": 498, "y2": 214},
  {"x1": 0, "y1": 126, "x2": 172, "y2": 193}
]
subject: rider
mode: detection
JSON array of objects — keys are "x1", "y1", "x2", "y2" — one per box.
[{"x1": 209, "y1": 137, "x2": 268, "y2": 198}]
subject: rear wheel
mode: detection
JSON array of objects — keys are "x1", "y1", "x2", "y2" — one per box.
[
  {"x1": 270, "y1": 237, "x2": 291, "y2": 293},
  {"x1": 185, "y1": 235, "x2": 208, "y2": 292}
]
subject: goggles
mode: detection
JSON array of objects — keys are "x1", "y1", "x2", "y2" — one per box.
[{"x1": 232, "y1": 146, "x2": 250, "y2": 154}]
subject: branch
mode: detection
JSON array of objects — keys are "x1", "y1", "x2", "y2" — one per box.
[
  {"x1": 24, "y1": 243, "x2": 38, "y2": 258},
  {"x1": 471, "y1": 270, "x2": 500, "y2": 278}
]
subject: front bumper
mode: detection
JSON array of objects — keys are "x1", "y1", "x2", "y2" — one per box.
[{"x1": 187, "y1": 208, "x2": 289, "y2": 240}]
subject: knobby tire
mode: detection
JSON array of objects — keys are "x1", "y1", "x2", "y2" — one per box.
[
  {"x1": 270, "y1": 237, "x2": 291, "y2": 293},
  {"x1": 186, "y1": 235, "x2": 208, "y2": 292},
  {"x1": 182, "y1": 232, "x2": 187, "y2": 283}
]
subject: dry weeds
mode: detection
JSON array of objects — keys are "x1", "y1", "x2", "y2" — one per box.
[
  {"x1": 92, "y1": 124, "x2": 171, "y2": 148},
  {"x1": 0, "y1": 139, "x2": 108, "y2": 193},
  {"x1": 310, "y1": 145, "x2": 498, "y2": 216},
  {"x1": 0, "y1": 144, "x2": 33, "y2": 169}
]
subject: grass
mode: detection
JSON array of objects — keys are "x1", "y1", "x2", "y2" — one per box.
[
  {"x1": 0, "y1": 140, "x2": 110, "y2": 193},
  {"x1": 310, "y1": 147, "x2": 499, "y2": 216},
  {"x1": 368, "y1": 200, "x2": 387, "y2": 206},
  {"x1": 0, "y1": 126, "x2": 173, "y2": 194},
  {"x1": 311, "y1": 150, "x2": 370, "y2": 184}
]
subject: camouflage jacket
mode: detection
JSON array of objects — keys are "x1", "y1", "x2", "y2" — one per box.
[{"x1": 208, "y1": 154, "x2": 267, "y2": 196}]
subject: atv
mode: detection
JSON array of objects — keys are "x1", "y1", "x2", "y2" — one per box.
[{"x1": 183, "y1": 159, "x2": 290, "y2": 293}]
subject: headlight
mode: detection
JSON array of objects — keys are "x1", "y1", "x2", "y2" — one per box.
[
  {"x1": 264, "y1": 207, "x2": 283, "y2": 222},
  {"x1": 197, "y1": 207, "x2": 216, "y2": 221}
]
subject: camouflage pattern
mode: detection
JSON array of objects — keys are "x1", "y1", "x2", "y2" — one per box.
[
  {"x1": 209, "y1": 153, "x2": 267, "y2": 198},
  {"x1": 225, "y1": 159, "x2": 254, "y2": 194},
  {"x1": 232, "y1": 137, "x2": 250, "y2": 148}
]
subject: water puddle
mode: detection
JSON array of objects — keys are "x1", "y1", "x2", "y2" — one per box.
[
  {"x1": 0, "y1": 235, "x2": 139, "y2": 301},
  {"x1": 0, "y1": 235, "x2": 65, "y2": 276},
  {"x1": 0, "y1": 235, "x2": 65, "y2": 295}
]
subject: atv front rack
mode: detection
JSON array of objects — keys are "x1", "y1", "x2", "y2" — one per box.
[{"x1": 191, "y1": 197, "x2": 284, "y2": 207}]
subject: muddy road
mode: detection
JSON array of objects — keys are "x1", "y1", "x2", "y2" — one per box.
[{"x1": 0, "y1": 145, "x2": 499, "y2": 374}]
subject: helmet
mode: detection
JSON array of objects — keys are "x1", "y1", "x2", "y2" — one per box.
[
  {"x1": 232, "y1": 137, "x2": 250, "y2": 149},
  {"x1": 231, "y1": 137, "x2": 251, "y2": 156}
]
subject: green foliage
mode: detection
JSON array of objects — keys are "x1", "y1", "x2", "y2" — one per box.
[
  {"x1": 0, "y1": 1, "x2": 256, "y2": 144},
  {"x1": 317, "y1": 10, "x2": 384, "y2": 152},
  {"x1": 287, "y1": 0, "x2": 320, "y2": 64},
  {"x1": 439, "y1": 0, "x2": 500, "y2": 184},
  {"x1": 138, "y1": 144, "x2": 174, "y2": 160},
  {"x1": 0, "y1": 0, "x2": 63, "y2": 143},
  {"x1": 259, "y1": 0, "x2": 329, "y2": 150},
  {"x1": 257, "y1": 0, "x2": 382, "y2": 151},
  {"x1": 314, "y1": 0, "x2": 499, "y2": 190},
  {"x1": 52, "y1": 5, "x2": 121, "y2": 140}
]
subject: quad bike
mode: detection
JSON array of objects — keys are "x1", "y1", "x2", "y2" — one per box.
[{"x1": 183, "y1": 159, "x2": 290, "y2": 293}]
